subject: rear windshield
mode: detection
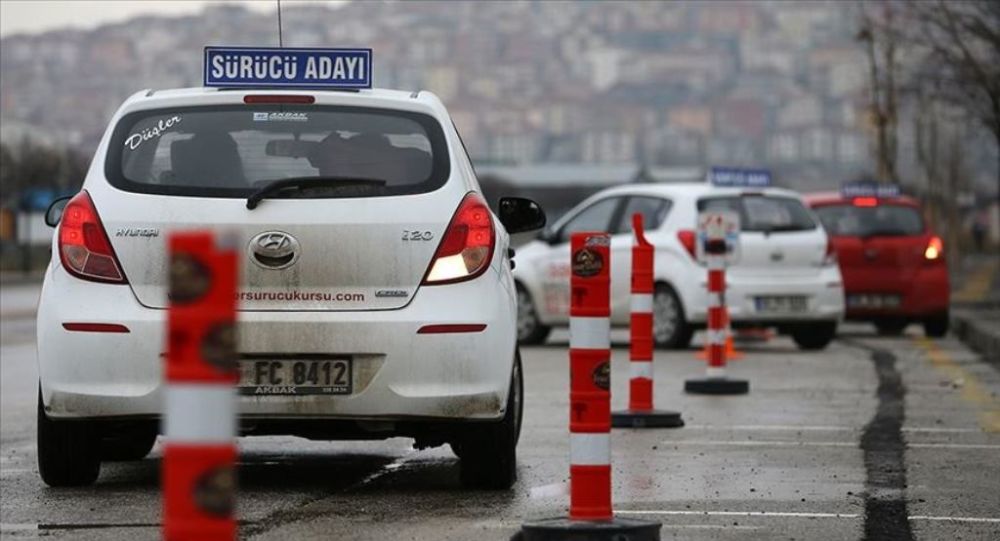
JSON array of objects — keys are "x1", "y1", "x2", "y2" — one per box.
[
  {"x1": 697, "y1": 195, "x2": 817, "y2": 233},
  {"x1": 814, "y1": 204, "x2": 924, "y2": 237},
  {"x1": 105, "y1": 105, "x2": 450, "y2": 198}
]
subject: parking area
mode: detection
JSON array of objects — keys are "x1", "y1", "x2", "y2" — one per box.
[{"x1": 2, "y1": 283, "x2": 998, "y2": 540}]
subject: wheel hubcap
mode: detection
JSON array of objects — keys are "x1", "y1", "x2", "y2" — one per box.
[
  {"x1": 653, "y1": 290, "x2": 679, "y2": 344},
  {"x1": 516, "y1": 288, "x2": 537, "y2": 340}
]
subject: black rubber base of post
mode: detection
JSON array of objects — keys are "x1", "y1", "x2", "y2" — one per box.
[
  {"x1": 514, "y1": 517, "x2": 661, "y2": 541},
  {"x1": 611, "y1": 409, "x2": 684, "y2": 428},
  {"x1": 684, "y1": 377, "x2": 749, "y2": 395}
]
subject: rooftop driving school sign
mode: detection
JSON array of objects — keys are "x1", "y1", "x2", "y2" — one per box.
[
  {"x1": 204, "y1": 47, "x2": 372, "y2": 89},
  {"x1": 841, "y1": 181, "x2": 901, "y2": 198},
  {"x1": 708, "y1": 167, "x2": 772, "y2": 188},
  {"x1": 696, "y1": 211, "x2": 741, "y2": 265}
]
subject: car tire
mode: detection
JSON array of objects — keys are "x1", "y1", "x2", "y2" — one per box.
[
  {"x1": 455, "y1": 349, "x2": 522, "y2": 490},
  {"x1": 37, "y1": 389, "x2": 101, "y2": 487},
  {"x1": 653, "y1": 284, "x2": 693, "y2": 349},
  {"x1": 874, "y1": 320, "x2": 908, "y2": 336},
  {"x1": 101, "y1": 425, "x2": 158, "y2": 462},
  {"x1": 790, "y1": 322, "x2": 838, "y2": 350},
  {"x1": 924, "y1": 312, "x2": 949, "y2": 338},
  {"x1": 515, "y1": 283, "x2": 551, "y2": 345}
]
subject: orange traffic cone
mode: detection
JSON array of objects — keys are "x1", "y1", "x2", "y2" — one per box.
[{"x1": 696, "y1": 311, "x2": 743, "y2": 361}]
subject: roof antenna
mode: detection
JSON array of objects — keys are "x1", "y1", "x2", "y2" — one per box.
[{"x1": 276, "y1": 0, "x2": 284, "y2": 47}]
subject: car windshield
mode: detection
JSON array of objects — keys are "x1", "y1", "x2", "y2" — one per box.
[
  {"x1": 814, "y1": 204, "x2": 925, "y2": 237},
  {"x1": 105, "y1": 104, "x2": 449, "y2": 198},
  {"x1": 697, "y1": 195, "x2": 817, "y2": 233}
]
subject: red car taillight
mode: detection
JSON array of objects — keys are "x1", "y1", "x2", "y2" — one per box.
[
  {"x1": 422, "y1": 193, "x2": 495, "y2": 285},
  {"x1": 676, "y1": 229, "x2": 697, "y2": 259},
  {"x1": 924, "y1": 235, "x2": 944, "y2": 261},
  {"x1": 58, "y1": 191, "x2": 127, "y2": 283}
]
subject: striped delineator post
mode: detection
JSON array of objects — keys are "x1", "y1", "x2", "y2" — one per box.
[
  {"x1": 684, "y1": 256, "x2": 749, "y2": 395},
  {"x1": 163, "y1": 232, "x2": 239, "y2": 541},
  {"x1": 611, "y1": 214, "x2": 683, "y2": 429},
  {"x1": 517, "y1": 232, "x2": 660, "y2": 541}
]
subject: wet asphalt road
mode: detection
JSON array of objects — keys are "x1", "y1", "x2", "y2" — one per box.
[{"x1": 2, "y1": 283, "x2": 999, "y2": 540}]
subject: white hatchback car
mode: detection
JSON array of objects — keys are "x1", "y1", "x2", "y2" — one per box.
[
  {"x1": 37, "y1": 87, "x2": 545, "y2": 488},
  {"x1": 513, "y1": 182, "x2": 844, "y2": 349}
]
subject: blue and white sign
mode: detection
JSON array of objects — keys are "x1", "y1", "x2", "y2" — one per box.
[
  {"x1": 204, "y1": 47, "x2": 372, "y2": 89},
  {"x1": 841, "y1": 181, "x2": 901, "y2": 198},
  {"x1": 709, "y1": 166, "x2": 772, "y2": 188}
]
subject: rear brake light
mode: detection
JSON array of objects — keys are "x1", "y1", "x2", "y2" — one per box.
[
  {"x1": 853, "y1": 197, "x2": 878, "y2": 207},
  {"x1": 422, "y1": 193, "x2": 495, "y2": 285},
  {"x1": 58, "y1": 191, "x2": 127, "y2": 283},
  {"x1": 243, "y1": 95, "x2": 315, "y2": 104},
  {"x1": 677, "y1": 230, "x2": 697, "y2": 259},
  {"x1": 925, "y1": 236, "x2": 943, "y2": 260}
]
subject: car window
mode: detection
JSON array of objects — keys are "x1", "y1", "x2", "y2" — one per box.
[
  {"x1": 698, "y1": 195, "x2": 816, "y2": 233},
  {"x1": 814, "y1": 204, "x2": 924, "y2": 237},
  {"x1": 558, "y1": 197, "x2": 622, "y2": 243},
  {"x1": 105, "y1": 105, "x2": 450, "y2": 198},
  {"x1": 615, "y1": 196, "x2": 671, "y2": 234}
]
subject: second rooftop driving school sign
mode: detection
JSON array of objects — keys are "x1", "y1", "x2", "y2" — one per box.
[{"x1": 204, "y1": 47, "x2": 373, "y2": 89}]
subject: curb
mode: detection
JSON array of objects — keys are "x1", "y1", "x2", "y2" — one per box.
[{"x1": 951, "y1": 309, "x2": 1000, "y2": 365}]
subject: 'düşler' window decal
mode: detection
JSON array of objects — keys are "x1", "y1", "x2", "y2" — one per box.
[{"x1": 124, "y1": 115, "x2": 182, "y2": 151}]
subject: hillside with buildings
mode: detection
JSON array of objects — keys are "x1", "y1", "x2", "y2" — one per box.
[{"x1": 0, "y1": 1, "x2": 996, "y2": 194}]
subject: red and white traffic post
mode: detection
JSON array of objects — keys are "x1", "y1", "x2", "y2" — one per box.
[
  {"x1": 518, "y1": 232, "x2": 659, "y2": 540},
  {"x1": 685, "y1": 212, "x2": 749, "y2": 395},
  {"x1": 611, "y1": 214, "x2": 683, "y2": 428},
  {"x1": 163, "y1": 231, "x2": 239, "y2": 541}
]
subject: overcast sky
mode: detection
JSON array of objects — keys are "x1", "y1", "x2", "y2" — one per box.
[{"x1": 0, "y1": 1, "x2": 334, "y2": 37}]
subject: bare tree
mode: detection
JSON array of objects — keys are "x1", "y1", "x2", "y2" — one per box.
[
  {"x1": 857, "y1": 0, "x2": 901, "y2": 184},
  {"x1": 909, "y1": 0, "x2": 1000, "y2": 189}
]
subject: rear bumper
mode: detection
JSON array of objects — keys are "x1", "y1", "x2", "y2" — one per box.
[
  {"x1": 37, "y1": 263, "x2": 516, "y2": 423},
  {"x1": 687, "y1": 266, "x2": 844, "y2": 324},
  {"x1": 842, "y1": 264, "x2": 949, "y2": 320}
]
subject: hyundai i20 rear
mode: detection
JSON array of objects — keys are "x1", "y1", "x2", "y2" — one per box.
[
  {"x1": 36, "y1": 87, "x2": 541, "y2": 489},
  {"x1": 806, "y1": 192, "x2": 949, "y2": 337}
]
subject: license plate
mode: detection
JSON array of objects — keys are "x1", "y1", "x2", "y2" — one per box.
[
  {"x1": 238, "y1": 358, "x2": 351, "y2": 396},
  {"x1": 847, "y1": 294, "x2": 901, "y2": 309},
  {"x1": 754, "y1": 296, "x2": 808, "y2": 313}
]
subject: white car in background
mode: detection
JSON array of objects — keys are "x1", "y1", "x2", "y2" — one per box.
[
  {"x1": 513, "y1": 182, "x2": 844, "y2": 350},
  {"x1": 36, "y1": 86, "x2": 545, "y2": 488}
]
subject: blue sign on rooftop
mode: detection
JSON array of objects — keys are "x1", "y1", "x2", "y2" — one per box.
[
  {"x1": 204, "y1": 47, "x2": 372, "y2": 89},
  {"x1": 841, "y1": 181, "x2": 901, "y2": 198},
  {"x1": 708, "y1": 166, "x2": 772, "y2": 188}
]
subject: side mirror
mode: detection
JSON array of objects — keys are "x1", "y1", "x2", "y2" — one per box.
[
  {"x1": 45, "y1": 196, "x2": 72, "y2": 227},
  {"x1": 498, "y1": 197, "x2": 546, "y2": 234}
]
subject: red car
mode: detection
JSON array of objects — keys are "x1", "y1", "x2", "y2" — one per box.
[{"x1": 804, "y1": 191, "x2": 949, "y2": 337}]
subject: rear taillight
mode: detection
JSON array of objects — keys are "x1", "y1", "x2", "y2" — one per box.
[
  {"x1": 924, "y1": 235, "x2": 944, "y2": 261},
  {"x1": 677, "y1": 229, "x2": 697, "y2": 259},
  {"x1": 58, "y1": 191, "x2": 127, "y2": 283},
  {"x1": 422, "y1": 193, "x2": 495, "y2": 285},
  {"x1": 823, "y1": 238, "x2": 838, "y2": 266}
]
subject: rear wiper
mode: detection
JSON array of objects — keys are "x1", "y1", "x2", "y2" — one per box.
[{"x1": 246, "y1": 176, "x2": 387, "y2": 209}]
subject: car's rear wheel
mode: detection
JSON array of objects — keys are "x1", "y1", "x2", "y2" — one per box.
[
  {"x1": 454, "y1": 349, "x2": 522, "y2": 490},
  {"x1": 101, "y1": 424, "x2": 158, "y2": 462},
  {"x1": 924, "y1": 312, "x2": 949, "y2": 338},
  {"x1": 516, "y1": 283, "x2": 551, "y2": 345},
  {"x1": 653, "y1": 284, "x2": 693, "y2": 349},
  {"x1": 874, "y1": 320, "x2": 908, "y2": 336},
  {"x1": 37, "y1": 389, "x2": 101, "y2": 487},
  {"x1": 790, "y1": 322, "x2": 838, "y2": 350}
]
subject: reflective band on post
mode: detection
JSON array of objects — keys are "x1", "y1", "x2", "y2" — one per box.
[
  {"x1": 707, "y1": 366, "x2": 726, "y2": 378},
  {"x1": 630, "y1": 293, "x2": 653, "y2": 313},
  {"x1": 705, "y1": 329, "x2": 727, "y2": 345},
  {"x1": 630, "y1": 361, "x2": 653, "y2": 380},
  {"x1": 708, "y1": 292, "x2": 723, "y2": 308},
  {"x1": 570, "y1": 317, "x2": 611, "y2": 350},
  {"x1": 165, "y1": 385, "x2": 237, "y2": 444},
  {"x1": 570, "y1": 433, "x2": 611, "y2": 466}
]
